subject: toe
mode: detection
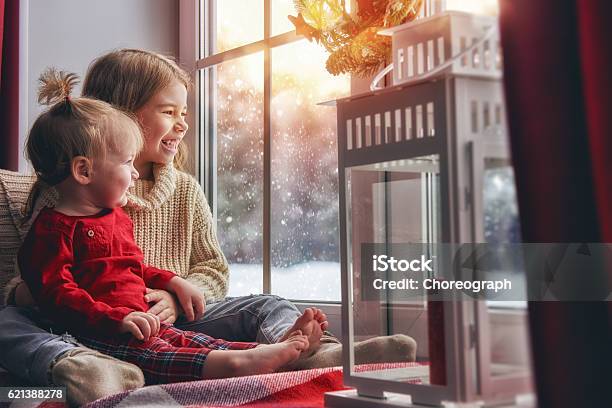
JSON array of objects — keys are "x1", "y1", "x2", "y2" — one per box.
[
  {"x1": 296, "y1": 309, "x2": 314, "y2": 327},
  {"x1": 303, "y1": 307, "x2": 314, "y2": 320}
]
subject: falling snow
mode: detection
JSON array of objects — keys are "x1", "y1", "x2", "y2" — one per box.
[{"x1": 213, "y1": 43, "x2": 350, "y2": 301}]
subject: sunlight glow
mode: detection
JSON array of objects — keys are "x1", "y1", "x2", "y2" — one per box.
[
  {"x1": 445, "y1": 0, "x2": 499, "y2": 16},
  {"x1": 216, "y1": 0, "x2": 263, "y2": 52}
]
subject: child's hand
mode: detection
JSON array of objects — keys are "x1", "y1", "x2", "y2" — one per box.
[
  {"x1": 145, "y1": 288, "x2": 179, "y2": 324},
  {"x1": 167, "y1": 277, "x2": 205, "y2": 322},
  {"x1": 120, "y1": 311, "x2": 160, "y2": 341}
]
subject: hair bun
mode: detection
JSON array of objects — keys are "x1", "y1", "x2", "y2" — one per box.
[{"x1": 37, "y1": 67, "x2": 80, "y2": 106}]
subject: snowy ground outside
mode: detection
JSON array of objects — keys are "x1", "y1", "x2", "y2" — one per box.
[{"x1": 227, "y1": 261, "x2": 342, "y2": 301}]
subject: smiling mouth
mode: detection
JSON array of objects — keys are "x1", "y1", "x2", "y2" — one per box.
[{"x1": 161, "y1": 139, "x2": 180, "y2": 150}]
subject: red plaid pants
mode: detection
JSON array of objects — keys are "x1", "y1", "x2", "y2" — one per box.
[{"x1": 77, "y1": 324, "x2": 258, "y2": 384}]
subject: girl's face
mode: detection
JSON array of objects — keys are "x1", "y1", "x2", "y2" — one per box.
[{"x1": 135, "y1": 79, "x2": 188, "y2": 172}]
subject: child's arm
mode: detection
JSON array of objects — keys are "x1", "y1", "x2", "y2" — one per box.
[
  {"x1": 140, "y1": 265, "x2": 182, "y2": 323},
  {"x1": 166, "y1": 276, "x2": 205, "y2": 322},
  {"x1": 144, "y1": 287, "x2": 180, "y2": 324},
  {"x1": 141, "y1": 265, "x2": 176, "y2": 290},
  {"x1": 184, "y1": 185, "x2": 230, "y2": 302},
  {"x1": 18, "y1": 227, "x2": 134, "y2": 333},
  {"x1": 140, "y1": 260, "x2": 201, "y2": 322}
]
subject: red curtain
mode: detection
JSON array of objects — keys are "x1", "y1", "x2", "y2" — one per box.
[
  {"x1": 499, "y1": 1, "x2": 612, "y2": 407},
  {"x1": 0, "y1": 0, "x2": 4, "y2": 75},
  {"x1": 0, "y1": 0, "x2": 19, "y2": 171},
  {"x1": 578, "y1": 2, "x2": 612, "y2": 242}
]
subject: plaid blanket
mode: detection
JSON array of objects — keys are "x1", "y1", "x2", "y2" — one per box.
[
  {"x1": 0, "y1": 363, "x2": 424, "y2": 407},
  {"x1": 84, "y1": 367, "x2": 345, "y2": 408},
  {"x1": 84, "y1": 363, "x2": 424, "y2": 408}
]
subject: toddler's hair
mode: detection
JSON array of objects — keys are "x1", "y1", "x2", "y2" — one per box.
[
  {"x1": 24, "y1": 68, "x2": 143, "y2": 219},
  {"x1": 82, "y1": 49, "x2": 191, "y2": 171}
]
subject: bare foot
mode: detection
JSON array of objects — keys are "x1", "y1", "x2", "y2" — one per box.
[
  {"x1": 312, "y1": 308, "x2": 329, "y2": 332},
  {"x1": 202, "y1": 331, "x2": 309, "y2": 378},
  {"x1": 279, "y1": 308, "x2": 328, "y2": 354}
]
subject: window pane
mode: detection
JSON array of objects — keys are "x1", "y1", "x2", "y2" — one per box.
[
  {"x1": 215, "y1": 52, "x2": 264, "y2": 296},
  {"x1": 215, "y1": 0, "x2": 263, "y2": 52},
  {"x1": 483, "y1": 161, "x2": 521, "y2": 244},
  {"x1": 272, "y1": 0, "x2": 296, "y2": 36},
  {"x1": 270, "y1": 40, "x2": 350, "y2": 301},
  {"x1": 483, "y1": 159, "x2": 531, "y2": 378},
  {"x1": 483, "y1": 158, "x2": 525, "y2": 308}
]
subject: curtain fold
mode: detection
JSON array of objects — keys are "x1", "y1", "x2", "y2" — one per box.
[
  {"x1": 499, "y1": 1, "x2": 612, "y2": 407},
  {"x1": 0, "y1": 0, "x2": 19, "y2": 171},
  {"x1": 577, "y1": 2, "x2": 612, "y2": 242}
]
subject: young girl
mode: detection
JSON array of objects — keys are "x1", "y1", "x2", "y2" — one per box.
[
  {"x1": 19, "y1": 68, "x2": 321, "y2": 385},
  {"x1": 0, "y1": 49, "x2": 416, "y2": 406}
]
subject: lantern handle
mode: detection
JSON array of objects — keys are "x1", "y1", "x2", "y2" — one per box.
[{"x1": 370, "y1": 24, "x2": 498, "y2": 92}]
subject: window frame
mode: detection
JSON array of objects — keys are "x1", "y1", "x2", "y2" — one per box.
[{"x1": 181, "y1": 0, "x2": 342, "y2": 302}]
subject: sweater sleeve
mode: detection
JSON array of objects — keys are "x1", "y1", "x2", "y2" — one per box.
[
  {"x1": 18, "y1": 226, "x2": 133, "y2": 333},
  {"x1": 184, "y1": 185, "x2": 229, "y2": 302}
]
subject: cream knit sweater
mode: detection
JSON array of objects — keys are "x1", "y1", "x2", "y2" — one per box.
[{"x1": 2, "y1": 163, "x2": 229, "y2": 304}]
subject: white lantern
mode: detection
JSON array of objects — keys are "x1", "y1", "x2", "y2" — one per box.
[{"x1": 325, "y1": 9, "x2": 534, "y2": 408}]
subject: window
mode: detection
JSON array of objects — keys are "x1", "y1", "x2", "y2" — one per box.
[{"x1": 195, "y1": 1, "x2": 350, "y2": 301}]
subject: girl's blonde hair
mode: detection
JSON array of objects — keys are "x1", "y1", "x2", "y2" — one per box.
[
  {"x1": 82, "y1": 49, "x2": 192, "y2": 171},
  {"x1": 24, "y1": 68, "x2": 143, "y2": 219}
]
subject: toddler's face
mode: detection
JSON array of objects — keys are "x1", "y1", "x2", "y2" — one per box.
[
  {"x1": 135, "y1": 79, "x2": 188, "y2": 166},
  {"x1": 89, "y1": 149, "x2": 139, "y2": 208}
]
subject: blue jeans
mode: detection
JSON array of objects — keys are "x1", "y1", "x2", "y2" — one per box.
[
  {"x1": 0, "y1": 294, "x2": 301, "y2": 385},
  {"x1": 0, "y1": 306, "x2": 78, "y2": 385},
  {"x1": 175, "y1": 294, "x2": 301, "y2": 344}
]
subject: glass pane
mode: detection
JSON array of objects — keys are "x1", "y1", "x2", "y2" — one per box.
[
  {"x1": 215, "y1": 0, "x2": 263, "y2": 52},
  {"x1": 270, "y1": 40, "x2": 350, "y2": 301},
  {"x1": 483, "y1": 158, "x2": 526, "y2": 306},
  {"x1": 272, "y1": 0, "x2": 296, "y2": 36},
  {"x1": 347, "y1": 156, "x2": 443, "y2": 385},
  {"x1": 216, "y1": 52, "x2": 264, "y2": 296},
  {"x1": 483, "y1": 159, "x2": 521, "y2": 245},
  {"x1": 483, "y1": 156, "x2": 531, "y2": 379}
]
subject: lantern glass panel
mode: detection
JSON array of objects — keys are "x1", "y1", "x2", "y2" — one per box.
[
  {"x1": 345, "y1": 154, "x2": 444, "y2": 385},
  {"x1": 482, "y1": 158, "x2": 532, "y2": 379}
]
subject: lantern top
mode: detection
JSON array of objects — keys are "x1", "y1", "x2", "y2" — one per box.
[{"x1": 378, "y1": 10, "x2": 495, "y2": 37}]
